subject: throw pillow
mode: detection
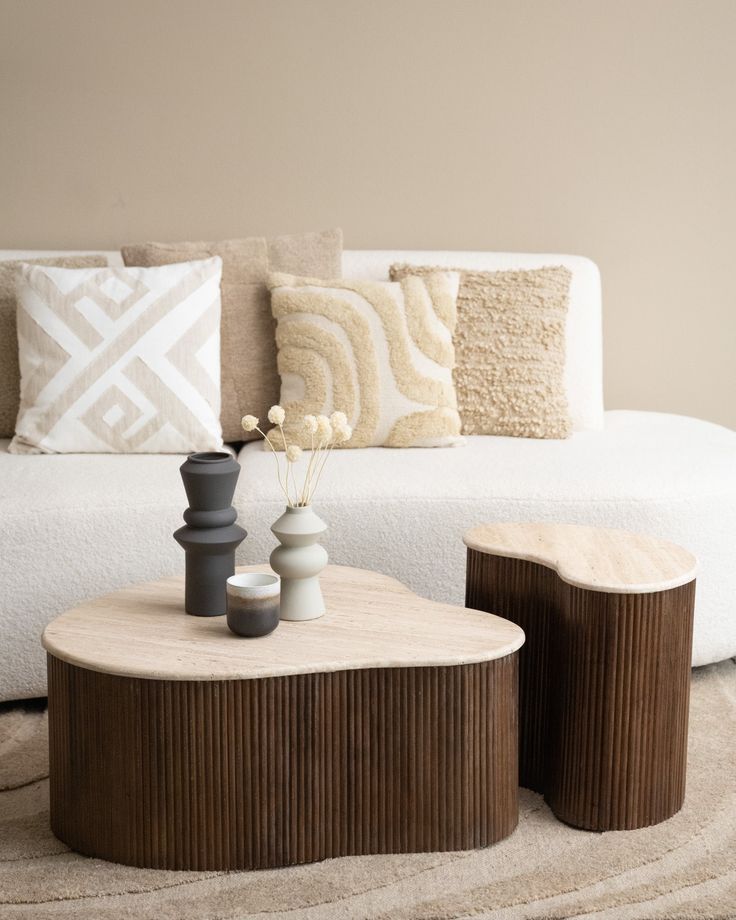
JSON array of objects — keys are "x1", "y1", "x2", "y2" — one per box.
[
  {"x1": 121, "y1": 229, "x2": 343, "y2": 442},
  {"x1": 390, "y1": 264, "x2": 573, "y2": 439},
  {"x1": 267, "y1": 272, "x2": 463, "y2": 448},
  {"x1": 10, "y1": 258, "x2": 223, "y2": 454},
  {"x1": 0, "y1": 255, "x2": 107, "y2": 438}
]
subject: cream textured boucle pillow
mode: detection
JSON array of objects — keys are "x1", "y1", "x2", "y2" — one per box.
[
  {"x1": 390, "y1": 264, "x2": 573, "y2": 439},
  {"x1": 10, "y1": 258, "x2": 224, "y2": 454},
  {"x1": 267, "y1": 272, "x2": 463, "y2": 448}
]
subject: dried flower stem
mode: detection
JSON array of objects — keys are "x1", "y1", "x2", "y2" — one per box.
[
  {"x1": 243, "y1": 407, "x2": 352, "y2": 508},
  {"x1": 307, "y1": 440, "x2": 335, "y2": 504},
  {"x1": 278, "y1": 421, "x2": 296, "y2": 506},
  {"x1": 255, "y1": 425, "x2": 291, "y2": 506},
  {"x1": 300, "y1": 430, "x2": 317, "y2": 506}
]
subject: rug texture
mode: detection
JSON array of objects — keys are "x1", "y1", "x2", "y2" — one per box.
[{"x1": 1, "y1": 661, "x2": 734, "y2": 920}]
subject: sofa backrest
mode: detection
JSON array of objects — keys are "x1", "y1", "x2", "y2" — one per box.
[{"x1": 0, "y1": 248, "x2": 603, "y2": 432}]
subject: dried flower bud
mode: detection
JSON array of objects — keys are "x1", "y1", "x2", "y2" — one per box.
[
  {"x1": 303, "y1": 414, "x2": 318, "y2": 434},
  {"x1": 286, "y1": 445, "x2": 302, "y2": 463},
  {"x1": 333, "y1": 423, "x2": 353, "y2": 444},
  {"x1": 241, "y1": 414, "x2": 259, "y2": 432},
  {"x1": 316, "y1": 415, "x2": 333, "y2": 441},
  {"x1": 330, "y1": 410, "x2": 348, "y2": 429},
  {"x1": 267, "y1": 405, "x2": 286, "y2": 425}
]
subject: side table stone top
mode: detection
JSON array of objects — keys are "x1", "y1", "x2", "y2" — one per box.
[
  {"x1": 463, "y1": 522, "x2": 697, "y2": 594},
  {"x1": 42, "y1": 564, "x2": 525, "y2": 681}
]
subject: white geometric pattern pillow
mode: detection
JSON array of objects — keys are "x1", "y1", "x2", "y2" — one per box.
[
  {"x1": 267, "y1": 271, "x2": 463, "y2": 448},
  {"x1": 10, "y1": 258, "x2": 224, "y2": 454}
]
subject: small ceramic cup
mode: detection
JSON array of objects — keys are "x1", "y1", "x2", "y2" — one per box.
[{"x1": 226, "y1": 573, "x2": 280, "y2": 638}]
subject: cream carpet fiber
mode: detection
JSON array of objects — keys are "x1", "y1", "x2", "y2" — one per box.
[{"x1": 1, "y1": 661, "x2": 735, "y2": 920}]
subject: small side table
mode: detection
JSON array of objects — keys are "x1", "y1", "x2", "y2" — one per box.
[{"x1": 464, "y1": 522, "x2": 697, "y2": 831}]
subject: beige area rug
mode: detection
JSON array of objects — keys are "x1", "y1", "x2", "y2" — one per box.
[{"x1": 1, "y1": 661, "x2": 735, "y2": 920}]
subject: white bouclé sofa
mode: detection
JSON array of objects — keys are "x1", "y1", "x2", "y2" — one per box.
[{"x1": 2, "y1": 249, "x2": 735, "y2": 702}]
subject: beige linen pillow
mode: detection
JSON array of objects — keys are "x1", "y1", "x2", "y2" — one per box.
[
  {"x1": 390, "y1": 264, "x2": 572, "y2": 439},
  {"x1": 267, "y1": 272, "x2": 463, "y2": 448},
  {"x1": 10, "y1": 258, "x2": 224, "y2": 454},
  {"x1": 122, "y1": 229, "x2": 342, "y2": 442},
  {"x1": 0, "y1": 255, "x2": 107, "y2": 438}
]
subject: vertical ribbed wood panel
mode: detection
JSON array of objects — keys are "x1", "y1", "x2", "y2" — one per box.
[
  {"x1": 466, "y1": 551, "x2": 558, "y2": 792},
  {"x1": 548, "y1": 581, "x2": 695, "y2": 830},
  {"x1": 48, "y1": 654, "x2": 518, "y2": 870},
  {"x1": 466, "y1": 548, "x2": 695, "y2": 831}
]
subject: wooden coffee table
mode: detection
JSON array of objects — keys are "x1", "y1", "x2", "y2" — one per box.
[
  {"x1": 43, "y1": 564, "x2": 524, "y2": 870},
  {"x1": 464, "y1": 522, "x2": 697, "y2": 832}
]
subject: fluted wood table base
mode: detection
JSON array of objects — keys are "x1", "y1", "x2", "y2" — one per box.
[
  {"x1": 48, "y1": 655, "x2": 518, "y2": 869},
  {"x1": 464, "y1": 524, "x2": 697, "y2": 832}
]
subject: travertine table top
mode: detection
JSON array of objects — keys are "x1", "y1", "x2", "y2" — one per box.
[
  {"x1": 42, "y1": 564, "x2": 525, "y2": 681},
  {"x1": 463, "y1": 522, "x2": 698, "y2": 594}
]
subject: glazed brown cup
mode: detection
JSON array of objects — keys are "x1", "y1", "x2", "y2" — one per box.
[{"x1": 226, "y1": 573, "x2": 280, "y2": 638}]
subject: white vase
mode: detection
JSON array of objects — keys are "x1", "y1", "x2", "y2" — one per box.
[{"x1": 270, "y1": 505, "x2": 328, "y2": 621}]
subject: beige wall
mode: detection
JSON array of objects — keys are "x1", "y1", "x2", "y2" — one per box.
[{"x1": 1, "y1": 0, "x2": 734, "y2": 427}]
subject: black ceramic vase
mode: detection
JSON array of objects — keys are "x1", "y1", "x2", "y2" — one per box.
[{"x1": 173, "y1": 451, "x2": 247, "y2": 616}]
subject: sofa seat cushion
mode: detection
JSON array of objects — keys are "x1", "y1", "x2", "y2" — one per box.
[
  {"x1": 0, "y1": 445, "x2": 189, "y2": 700},
  {"x1": 236, "y1": 411, "x2": 736, "y2": 667}
]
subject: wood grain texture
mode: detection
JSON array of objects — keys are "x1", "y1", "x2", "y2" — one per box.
[
  {"x1": 466, "y1": 546, "x2": 696, "y2": 831},
  {"x1": 48, "y1": 653, "x2": 519, "y2": 870},
  {"x1": 42, "y1": 565, "x2": 524, "y2": 680},
  {"x1": 467, "y1": 552, "x2": 556, "y2": 794},
  {"x1": 464, "y1": 522, "x2": 697, "y2": 593},
  {"x1": 547, "y1": 581, "x2": 695, "y2": 830}
]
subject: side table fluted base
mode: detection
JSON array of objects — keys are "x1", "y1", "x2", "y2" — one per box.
[{"x1": 466, "y1": 546, "x2": 695, "y2": 832}]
